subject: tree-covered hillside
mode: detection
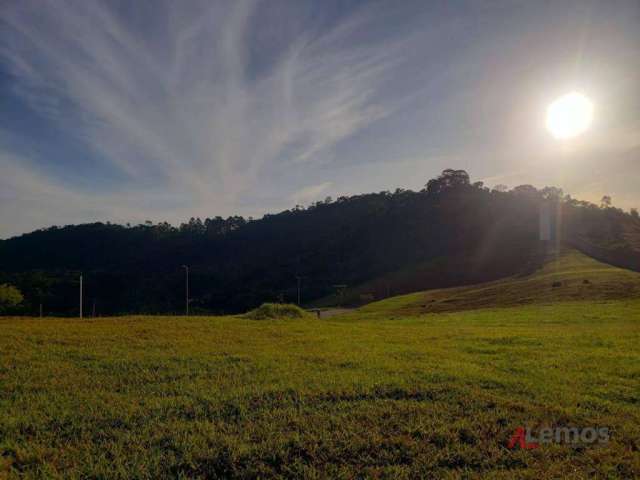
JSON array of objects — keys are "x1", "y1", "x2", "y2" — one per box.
[{"x1": 1, "y1": 170, "x2": 639, "y2": 315}]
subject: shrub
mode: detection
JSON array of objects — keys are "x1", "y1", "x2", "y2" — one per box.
[
  {"x1": 243, "y1": 303, "x2": 311, "y2": 320},
  {"x1": 0, "y1": 283, "x2": 24, "y2": 313}
]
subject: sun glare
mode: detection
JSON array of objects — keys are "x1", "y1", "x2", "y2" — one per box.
[{"x1": 546, "y1": 92, "x2": 594, "y2": 139}]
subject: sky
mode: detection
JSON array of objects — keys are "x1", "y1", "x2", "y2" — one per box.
[{"x1": 1, "y1": 0, "x2": 639, "y2": 239}]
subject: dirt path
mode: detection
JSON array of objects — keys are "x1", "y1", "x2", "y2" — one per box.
[{"x1": 309, "y1": 308, "x2": 353, "y2": 319}]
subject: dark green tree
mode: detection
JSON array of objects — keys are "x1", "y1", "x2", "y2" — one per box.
[{"x1": 0, "y1": 284, "x2": 23, "y2": 313}]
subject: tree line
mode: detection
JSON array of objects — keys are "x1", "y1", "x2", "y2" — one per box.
[{"x1": 1, "y1": 169, "x2": 639, "y2": 316}]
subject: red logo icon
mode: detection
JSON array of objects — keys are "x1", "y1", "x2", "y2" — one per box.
[{"x1": 507, "y1": 427, "x2": 539, "y2": 449}]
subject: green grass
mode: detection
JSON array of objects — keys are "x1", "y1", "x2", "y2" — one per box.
[
  {"x1": 359, "y1": 249, "x2": 640, "y2": 315},
  {"x1": 243, "y1": 303, "x2": 311, "y2": 320},
  {"x1": 1, "y1": 298, "x2": 639, "y2": 478}
]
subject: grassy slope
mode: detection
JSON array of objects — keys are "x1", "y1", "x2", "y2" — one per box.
[
  {"x1": 1, "y1": 300, "x2": 640, "y2": 478},
  {"x1": 357, "y1": 249, "x2": 640, "y2": 316}
]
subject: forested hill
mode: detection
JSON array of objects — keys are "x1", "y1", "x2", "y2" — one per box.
[{"x1": 2, "y1": 169, "x2": 640, "y2": 315}]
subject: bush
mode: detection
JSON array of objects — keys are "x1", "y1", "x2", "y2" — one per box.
[
  {"x1": 0, "y1": 283, "x2": 24, "y2": 313},
  {"x1": 243, "y1": 303, "x2": 311, "y2": 320}
]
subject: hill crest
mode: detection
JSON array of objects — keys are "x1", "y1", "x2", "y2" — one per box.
[{"x1": 1, "y1": 169, "x2": 639, "y2": 315}]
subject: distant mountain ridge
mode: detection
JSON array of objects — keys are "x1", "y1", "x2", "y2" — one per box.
[{"x1": 1, "y1": 169, "x2": 639, "y2": 315}]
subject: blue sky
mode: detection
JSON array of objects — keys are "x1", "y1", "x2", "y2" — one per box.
[{"x1": 1, "y1": 0, "x2": 639, "y2": 238}]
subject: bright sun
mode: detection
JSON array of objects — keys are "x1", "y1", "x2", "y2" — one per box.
[{"x1": 546, "y1": 92, "x2": 594, "y2": 139}]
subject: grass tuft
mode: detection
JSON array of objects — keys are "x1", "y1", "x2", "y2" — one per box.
[{"x1": 243, "y1": 303, "x2": 311, "y2": 320}]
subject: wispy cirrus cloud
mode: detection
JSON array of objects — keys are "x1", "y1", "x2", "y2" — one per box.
[
  {"x1": 2, "y1": 0, "x2": 640, "y2": 238},
  {"x1": 0, "y1": 0, "x2": 404, "y2": 237},
  {"x1": 290, "y1": 181, "x2": 333, "y2": 206}
]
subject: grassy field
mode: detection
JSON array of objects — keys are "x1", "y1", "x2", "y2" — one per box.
[
  {"x1": 358, "y1": 249, "x2": 640, "y2": 315},
  {"x1": 314, "y1": 248, "x2": 640, "y2": 310},
  {"x1": 1, "y1": 251, "x2": 639, "y2": 478},
  {"x1": 1, "y1": 302, "x2": 639, "y2": 478}
]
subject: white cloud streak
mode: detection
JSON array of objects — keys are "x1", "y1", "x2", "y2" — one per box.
[
  {"x1": 0, "y1": 0, "x2": 402, "y2": 237},
  {"x1": 290, "y1": 181, "x2": 333, "y2": 206},
  {"x1": 2, "y1": 0, "x2": 639, "y2": 238}
]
